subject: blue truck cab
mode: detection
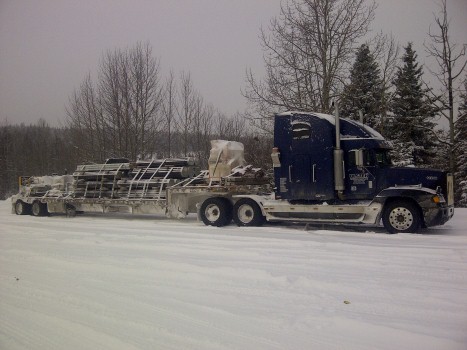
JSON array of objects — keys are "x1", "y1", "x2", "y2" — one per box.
[{"x1": 269, "y1": 111, "x2": 454, "y2": 233}]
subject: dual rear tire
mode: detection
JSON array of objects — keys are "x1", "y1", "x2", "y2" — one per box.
[
  {"x1": 200, "y1": 197, "x2": 233, "y2": 227},
  {"x1": 233, "y1": 198, "x2": 265, "y2": 227},
  {"x1": 15, "y1": 200, "x2": 31, "y2": 215},
  {"x1": 200, "y1": 197, "x2": 265, "y2": 227},
  {"x1": 31, "y1": 201, "x2": 48, "y2": 216},
  {"x1": 15, "y1": 200, "x2": 48, "y2": 216}
]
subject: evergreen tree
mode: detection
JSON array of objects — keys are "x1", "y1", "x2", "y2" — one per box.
[
  {"x1": 340, "y1": 44, "x2": 383, "y2": 130},
  {"x1": 455, "y1": 80, "x2": 467, "y2": 207},
  {"x1": 429, "y1": 129, "x2": 450, "y2": 170},
  {"x1": 388, "y1": 43, "x2": 436, "y2": 167}
]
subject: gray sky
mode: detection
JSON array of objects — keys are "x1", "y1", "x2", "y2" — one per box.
[{"x1": 1, "y1": 0, "x2": 466, "y2": 126}]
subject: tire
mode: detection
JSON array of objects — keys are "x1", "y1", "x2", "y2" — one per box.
[
  {"x1": 233, "y1": 198, "x2": 265, "y2": 227},
  {"x1": 200, "y1": 197, "x2": 232, "y2": 227},
  {"x1": 382, "y1": 200, "x2": 421, "y2": 234},
  {"x1": 31, "y1": 201, "x2": 48, "y2": 217},
  {"x1": 15, "y1": 200, "x2": 30, "y2": 215}
]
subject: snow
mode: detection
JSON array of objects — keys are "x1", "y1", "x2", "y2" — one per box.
[
  {"x1": 277, "y1": 111, "x2": 336, "y2": 125},
  {"x1": 345, "y1": 119, "x2": 385, "y2": 140},
  {"x1": 1, "y1": 200, "x2": 466, "y2": 350}
]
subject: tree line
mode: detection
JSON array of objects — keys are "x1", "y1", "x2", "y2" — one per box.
[
  {"x1": 0, "y1": 120, "x2": 77, "y2": 198},
  {"x1": 1, "y1": 0, "x2": 466, "y2": 205}
]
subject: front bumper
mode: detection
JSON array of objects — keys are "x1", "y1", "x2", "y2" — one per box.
[{"x1": 424, "y1": 204, "x2": 454, "y2": 227}]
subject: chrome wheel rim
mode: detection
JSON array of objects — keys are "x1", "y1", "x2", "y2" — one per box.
[
  {"x1": 389, "y1": 207, "x2": 413, "y2": 231},
  {"x1": 205, "y1": 204, "x2": 220, "y2": 222},
  {"x1": 237, "y1": 204, "x2": 254, "y2": 224}
]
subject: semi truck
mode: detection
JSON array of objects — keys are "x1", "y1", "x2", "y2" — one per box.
[{"x1": 11, "y1": 109, "x2": 454, "y2": 234}]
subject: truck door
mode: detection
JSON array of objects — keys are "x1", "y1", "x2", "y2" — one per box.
[
  {"x1": 345, "y1": 149, "x2": 377, "y2": 199},
  {"x1": 289, "y1": 154, "x2": 313, "y2": 199}
]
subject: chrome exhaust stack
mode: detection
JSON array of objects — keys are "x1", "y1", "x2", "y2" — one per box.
[{"x1": 333, "y1": 103, "x2": 345, "y2": 199}]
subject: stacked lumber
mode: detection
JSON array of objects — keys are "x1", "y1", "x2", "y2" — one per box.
[{"x1": 72, "y1": 157, "x2": 199, "y2": 199}]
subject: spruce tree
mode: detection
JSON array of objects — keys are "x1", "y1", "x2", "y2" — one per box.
[
  {"x1": 455, "y1": 80, "x2": 467, "y2": 207},
  {"x1": 389, "y1": 43, "x2": 436, "y2": 167},
  {"x1": 340, "y1": 44, "x2": 383, "y2": 130}
]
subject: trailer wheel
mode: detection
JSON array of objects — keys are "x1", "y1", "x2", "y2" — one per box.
[
  {"x1": 233, "y1": 198, "x2": 265, "y2": 227},
  {"x1": 31, "y1": 201, "x2": 48, "y2": 217},
  {"x1": 200, "y1": 197, "x2": 232, "y2": 227},
  {"x1": 382, "y1": 200, "x2": 421, "y2": 234},
  {"x1": 66, "y1": 204, "x2": 76, "y2": 217},
  {"x1": 15, "y1": 200, "x2": 30, "y2": 215}
]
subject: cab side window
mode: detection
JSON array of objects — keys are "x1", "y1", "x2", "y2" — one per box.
[{"x1": 375, "y1": 149, "x2": 392, "y2": 167}]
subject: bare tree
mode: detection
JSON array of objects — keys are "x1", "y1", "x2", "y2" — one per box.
[
  {"x1": 128, "y1": 43, "x2": 163, "y2": 159},
  {"x1": 67, "y1": 42, "x2": 163, "y2": 161},
  {"x1": 192, "y1": 99, "x2": 215, "y2": 165},
  {"x1": 67, "y1": 74, "x2": 107, "y2": 161},
  {"x1": 244, "y1": 0, "x2": 376, "y2": 132},
  {"x1": 215, "y1": 112, "x2": 246, "y2": 141},
  {"x1": 176, "y1": 71, "x2": 197, "y2": 156},
  {"x1": 162, "y1": 70, "x2": 177, "y2": 157},
  {"x1": 424, "y1": 0, "x2": 467, "y2": 173},
  {"x1": 98, "y1": 48, "x2": 128, "y2": 157},
  {"x1": 371, "y1": 33, "x2": 400, "y2": 135}
]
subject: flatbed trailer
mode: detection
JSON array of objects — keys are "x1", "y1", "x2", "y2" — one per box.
[{"x1": 11, "y1": 155, "x2": 271, "y2": 226}]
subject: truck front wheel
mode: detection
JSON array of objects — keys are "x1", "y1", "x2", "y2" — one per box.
[
  {"x1": 233, "y1": 198, "x2": 265, "y2": 227},
  {"x1": 200, "y1": 197, "x2": 232, "y2": 227},
  {"x1": 382, "y1": 200, "x2": 421, "y2": 234}
]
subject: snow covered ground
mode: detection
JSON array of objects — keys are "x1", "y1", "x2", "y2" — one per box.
[{"x1": 1, "y1": 200, "x2": 466, "y2": 350}]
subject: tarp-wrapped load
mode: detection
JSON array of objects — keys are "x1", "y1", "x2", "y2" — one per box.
[{"x1": 208, "y1": 140, "x2": 246, "y2": 180}]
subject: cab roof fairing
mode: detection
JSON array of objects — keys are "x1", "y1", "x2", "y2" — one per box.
[
  {"x1": 276, "y1": 111, "x2": 336, "y2": 125},
  {"x1": 276, "y1": 111, "x2": 388, "y2": 143}
]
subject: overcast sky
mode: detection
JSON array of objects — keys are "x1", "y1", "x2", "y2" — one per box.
[{"x1": 0, "y1": 0, "x2": 466, "y2": 126}]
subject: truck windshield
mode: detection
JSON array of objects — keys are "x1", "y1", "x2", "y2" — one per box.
[{"x1": 375, "y1": 149, "x2": 392, "y2": 167}]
